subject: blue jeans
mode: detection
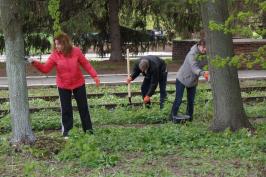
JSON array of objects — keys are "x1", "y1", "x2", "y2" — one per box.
[
  {"x1": 141, "y1": 72, "x2": 168, "y2": 109},
  {"x1": 171, "y1": 79, "x2": 196, "y2": 120}
]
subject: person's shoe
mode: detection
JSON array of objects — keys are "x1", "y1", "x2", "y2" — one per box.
[
  {"x1": 62, "y1": 132, "x2": 69, "y2": 139},
  {"x1": 85, "y1": 129, "x2": 94, "y2": 135},
  {"x1": 168, "y1": 114, "x2": 173, "y2": 121},
  {"x1": 145, "y1": 104, "x2": 151, "y2": 109},
  {"x1": 172, "y1": 115, "x2": 190, "y2": 124}
]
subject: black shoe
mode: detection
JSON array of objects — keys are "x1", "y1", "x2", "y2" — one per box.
[
  {"x1": 62, "y1": 132, "x2": 69, "y2": 139},
  {"x1": 63, "y1": 132, "x2": 68, "y2": 136},
  {"x1": 85, "y1": 129, "x2": 94, "y2": 135},
  {"x1": 168, "y1": 114, "x2": 173, "y2": 121},
  {"x1": 145, "y1": 104, "x2": 151, "y2": 109},
  {"x1": 172, "y1": 115, "x2": 190, "y2": 124}
]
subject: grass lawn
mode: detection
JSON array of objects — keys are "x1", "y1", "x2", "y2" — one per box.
[{"x1": 1, "y1": 80, "x2": 266, "y2": 176}]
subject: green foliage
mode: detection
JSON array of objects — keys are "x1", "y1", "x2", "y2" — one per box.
[
  {"x1": 24, "y1": 33, "x2": 51, "y2": 55},
  {"x1": 259, "y1": 1, "x2": 266, "y2": 11},
  {"x1": 0, "y1": 109, "x2": 63, "y2": 133},
  {"x1": 205, "y1": 0, "x2": 265, "y2": 69},
  {"x1": 208, "y1": 20, "x2": 225, "y2": 32},
  {"x1": 57, "y1": 128, "x2": 118, "y2": 168},
  {"x1": 1, "y1": 81, "x2": 266, "y2": 134},
  {"x1": 0, "y1": 95, "x2": 265, "y2": 134},
  {"x1": 208, "y1": 45, "x2": 266, "y2": 69},
  {"x1": 1, "y1": 115, "x2": 266, "y2": 176},
  {"x1": 0, "y1": 137, "x2": 10, "y2": 155},
  {"x1": 48, "y1": 0, "x2": 61, "y2": 35},
  {"x1": 210, "y1": 55, "x2": 238, "y2": 68},
  {"x1": 0, "y1": 1, "x2": 53, "y2": 55},
  {"x1": 209, "y1": 14, "x2": 254, "y2": 37},
  {"x1": 151, "y1": 0, "x2": 201, "y2": 39},
  {"x1": 61, "y1": 123, "x2": 266, "y2": 166},
  {"x1": 237, "y1": 11, "x2": 253, "y2": 21},
  {"x1": 61, "y1": 0, "x2": 106, "y2": 34},
  {"x1": 23, "y1": 161, "x2": 38, "y2": 177},
  {"x1": 245, "y1": 101, "x2": 266, "y2": 118}
]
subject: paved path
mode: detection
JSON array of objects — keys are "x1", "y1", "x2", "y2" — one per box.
[
  {"x1": 0, "y1": 51, "x2": 172, "y2": 62},
  {"x1": 0, "y1": 70, "x2": 266, "y2": 88}
]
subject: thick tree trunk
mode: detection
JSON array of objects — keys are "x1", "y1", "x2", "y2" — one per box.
[
  {"x1": 0, "y1": 0, "x2": 35, "y2": 144},
  {"x1": 108, "y1": 0, "x2": 123, "y2": 61},
  {"x1": 201, "y1": 0, "x2": 252, "y2": 132}
]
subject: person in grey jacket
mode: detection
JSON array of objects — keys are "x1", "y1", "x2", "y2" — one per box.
[{"x1": 170, "y1": 39, "x2": 208, "y2": 121}]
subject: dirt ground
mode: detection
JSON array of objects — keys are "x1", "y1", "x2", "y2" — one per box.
[{"x1": 0, "y1": 60, "x2": 181, "y2": 77}]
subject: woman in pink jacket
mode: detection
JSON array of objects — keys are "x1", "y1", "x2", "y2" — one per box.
[{"x1": 29, "y1": 32, "x2": 100, "y2": 137}]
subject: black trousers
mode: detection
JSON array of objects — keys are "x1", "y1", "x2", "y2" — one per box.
[
  {"x1": 58, "y1": 84, "x2": 92, "y2": 134},
  {"x1": 141, "y1": 71, "x2": 168, "y2": 109}
]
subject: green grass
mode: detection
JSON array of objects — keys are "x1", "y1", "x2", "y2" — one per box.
[
  {"x1": 1, "y1": 122, "x2": 266, "y2": 176},
  {"x1": 0, "y1": 85, "x2": 265, "y2": 133},
  {"x1": 0, "y1": 84, "x2": 155, "y2": 97},
  {"x1": 1, "y1": 89, "x2": 266, "y2": 111},
  {"x1": 1, "y1": 79, "x2": 266, "y2": 98},
  {"x1": 1, "y1": 80, "x2": 266, "y2": 176}
]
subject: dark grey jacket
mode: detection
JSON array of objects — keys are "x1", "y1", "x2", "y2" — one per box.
[
  {"x1": 131, "y1": 55, "x2": 166, "y2": 96},
  {"x1": 176, "y1": 44, "x2": 203, "y2": 87}
]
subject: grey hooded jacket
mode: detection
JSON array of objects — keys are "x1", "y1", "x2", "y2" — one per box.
[{"x1": 176, "y1": 44, "x2": 203, "y2": 87}]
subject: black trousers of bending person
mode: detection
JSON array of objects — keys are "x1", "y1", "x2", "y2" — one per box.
[
  {"x1": 58, "y1": 84, "x2": 92, "y2": 135},
  {"x1": 141, "y1": 71, "x2": 168, "y2": 109}
]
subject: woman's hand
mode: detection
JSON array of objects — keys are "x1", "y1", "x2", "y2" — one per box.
[
  {"x1": 93, "y1": 77, "x2": 100, "y2": 87},
  {"x1": 25, "y1": 57, "x2": 36, "y2": 64}
]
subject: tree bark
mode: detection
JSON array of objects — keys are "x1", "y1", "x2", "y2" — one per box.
[
  {"x1": 108, "y1": 0, "x2": 123, "y2": 61},
  {"x1": 0, "y1": 0, "x2": 35, "y2": 144},
  {"x1": 263, "y1": 11, "x2": 266, "y2": 39},
  {"x1": 201, "y1": 0, "x2": 252, "y2": 132}
]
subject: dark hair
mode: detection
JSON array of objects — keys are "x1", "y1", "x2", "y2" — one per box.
[
  {"x1": 198, "y1": 39, "x2": 206, "y2": 47},
  {"x1": 53, "y1": 32, "x2": 73, "y2": 55},
  {"x1": 139, "y1": 59, "x2": 149, "y2": 71}
]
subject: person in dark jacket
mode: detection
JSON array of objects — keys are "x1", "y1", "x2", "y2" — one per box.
[
  {"x1": 170, "y1": 39, "x2": 208, "y2": 122},
  {"x1": 127, "y1": 55, "x2": 167, "y2": 109}
]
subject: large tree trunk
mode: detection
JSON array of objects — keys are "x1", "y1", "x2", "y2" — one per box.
[
  {"x1": 0, "y1": 0, "x2": 35, "y2": 144},
  {"x1": 201, "y1": 0, "x2": 252, "y2": 132},
  {"x1": 108, "y1": 0, "x2": 122, "y2": 61}
]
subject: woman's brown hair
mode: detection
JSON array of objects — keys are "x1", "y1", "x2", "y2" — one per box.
[{"x1": 53, "y1": 32, "x2": 73, "y2": 55}]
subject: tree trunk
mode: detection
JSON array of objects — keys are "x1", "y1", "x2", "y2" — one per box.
[
  {"x1": 108, "y1": 0, "x2": 123, "y2": 61},
  {"x1": 263, "y1": 11, "x2": 266, "y2": 39},
  {"x1": 201, "y1": 0, "x2": 252, "y2": 132},
  {"x1": 0, "y1": 0, "x2": 35, "y2": 144}
]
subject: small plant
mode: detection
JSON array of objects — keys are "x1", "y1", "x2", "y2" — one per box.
[{"x1": 23, "y1": 161, "x2": 38, "y2": 177}]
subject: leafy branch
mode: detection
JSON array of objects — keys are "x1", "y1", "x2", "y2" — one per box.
[{"x1": 48, "y1": 0, "x2": 61, "y2": 35}]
